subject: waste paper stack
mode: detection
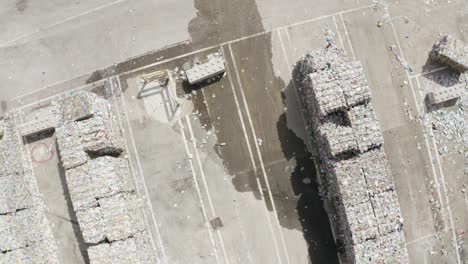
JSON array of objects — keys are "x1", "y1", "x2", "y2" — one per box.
[
  {"x1": 294, "y1": 40, "x2": 408, "y2": 263},
  {"x1": 430, "y1": 34, "x2": 468, "y2": 73},
  {"x1": 0, "y1": 117, "x2": 59, "y2": 263},
  {"x1": 54, "y1": 91, "x2": 156, "y2": 264}
]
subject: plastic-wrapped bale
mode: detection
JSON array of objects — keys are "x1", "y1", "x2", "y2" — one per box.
[
  {"x1": 361, "y1": 149, "x2": 395, "y2": 194},
  {"x1": 338, "y1": 61, "x2": 372, "y2": 107},
  {"x1": 56, "y1": 122, "x2": 89, "y2": 170},
  {"x1": 306, "y1": 69, "x2": 346, "y2": 118},
  {"x1": 317, "y1": 117, "x2": 357, "y2": 158},
  {"x1": 99, "y1": 193, "x2": 146, "y2": 242},
  {"x1": 337, "y1": 200, "x2": 379, "y2": 245},
  {"x1": 88, "y1": 156, "x2": 134, "y2": 199},
  {"x1": 379, "y1": 230, "x2": 408, "y2": 263},
  {"x1": 349, "y1": 239, "x2": 383, "y2": 264},
  {"x1": 76, "y1": 207, "x2": 105, "y2": 243},
  {"x1": 0, "y1": 175, "x2": 34, "y2": 214},
  {"x1": 88, "y1": 232, "x2": 157, "y2": 264},
  {"x1": 371, "y1": 190, "x2": 403, "y2": 235},
  {"x1": 349, "y1": 103, "x2": 384, "y2": 153},
  {"x1": 430, "y1": 34, "x2": 468, "y2": 73},
  {"x1": 0, "y1": 241, "x2": 59, "y2": 264},
  {"x1": 324, "y1": 157, "x2": 369, "y2": 207},
  {"x1": 58, "y1": 91, "x2": 100, "y2": 122},
  {"x1": 66, "y1": 164, "x2": 98, "y2": 211},
  {"x1": 78, "y1": 115, "x2": 123, "y2": 156},
  {"x1": 0, "y1": 208, "x2": 54, "y2": 251}
]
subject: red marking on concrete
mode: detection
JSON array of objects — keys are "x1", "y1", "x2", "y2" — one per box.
[{"x1": 31, "y1": 142, "x2": 55, "y2": 163}]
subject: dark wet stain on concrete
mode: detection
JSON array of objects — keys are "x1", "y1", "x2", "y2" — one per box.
[
  {"x1": 16, "y1": 0, "x2": 28, "y2": 12},
  {"x1": 186, "y1": 0, "x2": 339, "y2": 262}
]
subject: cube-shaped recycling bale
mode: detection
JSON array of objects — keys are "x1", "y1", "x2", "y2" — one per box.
[
  {"x1": 66, "y1": 164, "x2": 98, "y2": 211},
  {"x1": 371, "y1": 190, "x2": 403, "y2": 235},
  {"x1": 325, "y1": 157, "x2": 369, "y2": 207},
  {"x1": 379, "y1": 230, "x2": 408, "y2": 263},
  {"x1": 350, "y1": 239, "x2": 383, "y2": 264},
  {"x1": 361, "y1": 149, "x2": 395, "y2": 194},
  {"x1": 56, "y1": 122, "x2": 89, "y2": 170},
  {"x1": 0, "y1": 175, "x2": 34, "y2": 214},
  {"x1": 99, "y1": 193, "x2": 145, "y2": 242},
  {"x1": 88, "y1": 232, "x2": 156, "y2": 264},
  {"x1": 0, "y1": 208, "x2": 53, "y2": 251},
  {"x1": 76, "y1": 207, "x2": 105, "y2": 244},
  {"x1": 78, "y1": 115, "x2": 123, "y2": 156},
  {"x1": 337, "y1": 61, "x2": 371, "y2": 107},
  {"x1": 349, "y1": 103, "x2": 384, "y2": 153},
  {"x1": 338, "y1": 201, "x2": 379, "y2": 245},
  {"x1": 430, "y1": 34, "x2": 468, "y2": 73},
  {"x1": 318, "y1": 118, "x2": 357, "y2": 158},
  {"x1": 58, "y1": 91, "x2": 99, "y2": 122},
  {"x1": 88, "y1": 156, "x2": 134, "y2": 199},
  {"x1": 307, "y1": 70, "x2": 347, "y2": 118}
]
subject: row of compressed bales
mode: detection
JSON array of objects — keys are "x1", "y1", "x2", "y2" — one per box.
[
  {"x1": 293, "y1": 38, "x2": 408, "y2": 263},
  {"x1": 0, "y1": 117, "x2": 59, "y2": 263},
  {"x1": 53, "y1": 91, "x2": 157, "y2": 264}
]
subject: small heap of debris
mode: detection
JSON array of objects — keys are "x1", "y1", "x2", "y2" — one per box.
[
  {"x1": 54, "y1": 91, "x2": 157, "y2": 263},
  {"x1": 0, "y1": 117, "x2": 59, "y2": 263},
  {"x1": 293, "y1": 34, "x2": 408, "y2": 263},
  {"x1": 420, "y1": 34, "x2": 467, "y2": 163}
]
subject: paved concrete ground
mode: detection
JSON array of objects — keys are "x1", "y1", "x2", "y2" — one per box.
[{"x1": 2, "y1": 0, "x2": 467, "y2": 263}]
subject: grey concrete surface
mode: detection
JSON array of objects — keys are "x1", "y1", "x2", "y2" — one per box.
[{"x1": 2, "y1": 0, "x2": 467, "y2": 263}]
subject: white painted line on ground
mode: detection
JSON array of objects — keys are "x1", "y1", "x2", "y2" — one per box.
[
  {"x1": 228, "y1": 44, "x2": 291, "y2": 264},
  {"x1": 185, "y1": 116, "x2": 230, "y2": 264},
  {"x1": 2, "y1": 0, "x2": 128, "y2": 47},
  {"x1": 109, "y1": 77, "x2": 160, "y2": 263},
  {"x1": 115, "y1": 76, "x2": 170, "y2": 263},
  {"x1": 405, "y1": 228, "x2": 449, "y2": 245},
  {"x1": 222, "y1": 45, "x2": 283, "y2": 264},
  {"x1": 389, "y1": 19, "x2": 461, "y2": 263},
  {"x1": 123, "y1": 4, "x2": 372, "y2": 77},
  {"x1": 15, "y1": 82, "x2": 93, "y2": 111},
  {"x1": 332, "y1": 16, "x2": 346, "y2": 53},
  {"x1": 200, "y1": 89, "x2": 213, "y2": 118},
  {"x1": 177, "y1": 119, "x2": 221, "y2": 264},
  {"x1": 339, "y1": 13, "x2": 356, "y2": 60},
  {"x1": 415, "y1": 76, "x2": 462, "y2": 259},
  {"x1": 409, "y1": 66, "x2": 448, "y2": 79},
  {"x1": 10, "y1": 4, "x2": 373, "y2": 106},
  {"x1": 280, "y1": 28, "x2": 343, "y2": 264}
]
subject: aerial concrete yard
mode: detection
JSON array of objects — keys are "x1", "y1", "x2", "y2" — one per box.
[{"x1": 0, "y1": 0, "x2": 466, "y2": 263}]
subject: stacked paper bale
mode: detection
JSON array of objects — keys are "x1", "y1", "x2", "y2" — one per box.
[
  {"x1": 88, "y1": 232, "x2": 157, "y2": 264},
  {"x1": 360, "y1": 149, "x2": 395, "y2": 195},
  {"x1": 0, "y1": 117, "x2": 59, "y2": 263},
  {"x1": 294, "y1": 42, "x2": 408, "y2": 263},
  {"x1": 54, "y1": 92, "x2": 157, "y2": 262},
  {"x1": 0, "y1": 175, "x2": 34, "y2": 214},
  {"x1": 0, "y1": 239, "x2": 59, "y2": 264},
  {"x1": 55, "y1": 92, "x2": 124, "y2": 165},
  {"x1": 317, "y1": 117, "x2": 357, "y2": 158},
  {"x1": 57, "y1": 91, "x2": 103, "y2": 122},
  {"x1": 430, "y1": 34, "x2": 468, "y2": 73},
  {"x1": 56, "y1": 122, "x2": 89, "y2": 169},
  {"x1": 348, "y1": 103, "x2": 384, "y2": 153}
]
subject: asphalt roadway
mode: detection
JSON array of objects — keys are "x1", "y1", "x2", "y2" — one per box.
[{"x1": 2, "y1": 0, "x2": 467, "y2": 263}]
